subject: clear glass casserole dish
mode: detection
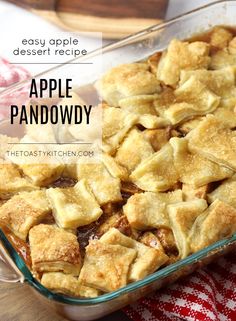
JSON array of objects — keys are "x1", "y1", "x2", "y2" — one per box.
[{"x1": 1, "y1": 1, "x2": 236, "y2": 320}]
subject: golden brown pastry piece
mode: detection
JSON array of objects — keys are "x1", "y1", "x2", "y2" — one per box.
[
  {"x1": 96, "y1": 63, "x2": 161, "y2": 106},
  {"x1": 100, "y1": 228, "x2": 168, "y2": 282},
  {"x1": 76, "y1": 163, "x2": 122, "y2": 205},
  {"x1": 29, "y1": 224, "x2": 82, "y2": 276},
  {"x1": 143, "y1": 127, "x2": 171, "y2": 152},
  {"x1": 167, "y1": 199, "x2": 208, "y2": 258},
  {"x1": 218, "y1": 97, "x2": 236, "y2": 110},
  {"x1": 103, "y1": 106, "x2": 168, "y2": 154},
  {"x1": 102, "y1": 107, "x2": 139, "y2": 154},
  {"x1": 210, "y1": 27, "x2": 233, "y2": 49},
  {"x1": 79, "y1": 240, "x2": 137, "y2": 292},
  {"x1": 5, "y1": 134, "x2": 65, "y2": 187},
  {"x1": 228, "y1": 37, "x2": 236, "y2": 54},
  {"x1": 178, "y1": 117, "x2": 205, "y2": 135},
  {"x1": 0, "y1": 190, "x2": 51, "y2": 240},
  {"x1": 41, "y1": 272, "x2": 100, "y2": 297},
  {"x1": 18, "y1": 163, "x2": 65, "y2": 186},
  {"x1": 102, "y1": 153, "x2": 128, "y2": 180},
  {"x1": 135, "y1": 114, "x2": 170, "y2": 130},
  {"x1": 119, "y1": 95, "x2": 158, "y2": 115},
  {"x1": 188, "y1": 115, "x2": 236, "y2": 171},
  {"x1": 213, "y1": 98, "x2": 236, "y2": 129},
  {"x1": 0, "y1": 162, "x2": 38, "y2": 199},
  {"x1": 182, "y1": 183, "x2": 210, "y2": 201},
  {"x1": 115, "y1": 128, "x2": 154, "y2": 173},
  {"x1": 170, "y1": 137, "x2": 233, "y2": 186},
  {"x1": 189, "y1": 200, "x2": 236, "y2": 252},
  {"x1": 130, "y1": 143, "x2": 179, "y2": 192},
  {"x1": 123, "y1": 190, "x2": 182, "y2": 230},
  {"x1": 157, "y1": 39, "x2": 210, "y2": 86},
  {"x1": 210, "y1": 50, "x2": 236, "y2": 69},
  {"x1": 207, "y1": 176, "x2": 236, "y2": 208},
  {"x1": 164, "y1": 76, "x2": 220, "y2": 124},
  {"x1": 46, "y1": 179, "x2": 102, "y2": 229},
  {"x1": 179, "y1": 67, "x2": 236, "y2": 98}
]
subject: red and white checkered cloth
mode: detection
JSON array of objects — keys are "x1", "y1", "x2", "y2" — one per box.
[
  {"x1": 1, "y1": 57, "x2": 236, "y2": 321},
  {"x1": 0, "y1": 57, "x2": 30, "y2": 120},
  {"x1": 124, "y1": 250, "x2": 236, "y2": 321}
]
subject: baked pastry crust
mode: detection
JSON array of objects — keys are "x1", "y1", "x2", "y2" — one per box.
[
  {"x1": 188, "y1": 115, "x2": 236, "y2": 171},
  {"x1": 0, "y1": 190, "x2": 50, "y2": 240},
  {"x1": 41, "y1": 272, "x2": 100, "y2": 298},
  {"x1": 29, "y1": 224, "x2": 81, "y2": 275},
  {"x1": 143, "y1": 128, "x2": 171, "y2": 152},
  {"x1": 76, "y1": 163, "x2": 122, "y2": 205},
  {"x1": 3, "y1": 26, "x2": 236, "y2": 299},
  {"x1": 179, "y1": 67, "x2": 236, "y2": 98},
  {"x1": 123, "y1": 190, "x2": 182, "y2": 230},
  {"x1": 115, "y1": 128, "x2": 154, "y2": 173},
  {"x1": 96, "y1": 63, "x2": 161, "y2": 106},
  {"x1": 189, "y1": 200, "x2": 236, "y2": 252},
  {"x1": 0, "y1": 162, "x2": 38, "y2": 199},
  {"x1": 157, "y1": 39, "x2": 210, "y2": 86},
  {"x1": 210, "y1": 50, "x2": 236, "y2": 69},
  {"x1": 135, "y1": 113, "x2": 170, "y2": 130},
  {"x1": 119, "y1": 95, "x2": 159, "y2": 115},
  {"x1": 130, "y1": 143, "x2": 179, "y2": 192},
  {"x1": 182, "y1": 183, "x2": 209, "y2": 201},
  {"x1": 207, "y1": 176, "x2": 236, "y2": 208},
  {"x1": 18, "y1": 163, "x2": 65, "y2": 187},
  {"x1": 167, "y1": 199, "x2": 208, "y2": 258},
  {"x1": 79, "y1": 240, "x2": 137, "y2": 292},
  {"x1": 210, "y1": 27, "x2": 233, "y2": 49},
  {"x1": 102, "y1": 107, "x2": 138, "y2": 154},
  {"x1": 6, "y1": 135, "x2": 65, "y2": 186},
  {"x1": 164, "y1": 77, "x2": 220, "y2": 124},
  {"x1": 170, "y1": 137, "x2": 233, "y2": 186},
  {"x1": 100, "y1": 228, "x2": 168, "y2": 282},
  {"x1": 46, "y1": 179, "x2": 102, "y2": 228},
  {"x1": 103, "y1": 107, "x2": 169, "y2": 154},
  {"x1": 213, "y1": 107, "x2": 236, "y2": 129},
  {"x1": 119, "y1": 94, "x2": 170, "y2": 128},
  {"x1": 102, "y1": 153, "x2": 128, "y2": 180},
  {"x1": 178, "y1": 117, "x2": 205, "y2": 135},
  {"x1": 229, "y1": 36, "x2": 236, "y2": 54}
]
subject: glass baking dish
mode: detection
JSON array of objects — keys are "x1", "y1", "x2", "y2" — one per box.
[{"x1": 1, "y1": 1, "x2": 236, "y2": 320}]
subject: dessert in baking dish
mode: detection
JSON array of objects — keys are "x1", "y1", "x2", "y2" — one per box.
[{"x1": 1, "y1": 26, "x2": 236, "y2": 297}]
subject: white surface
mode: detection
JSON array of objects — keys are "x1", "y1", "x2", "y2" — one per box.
[
  {"x1": 166, "y1": 0, "x2": 217, "y2": 19},
  {"x1": 0, "y1": 0, "x2": 216, "y2": 74}
]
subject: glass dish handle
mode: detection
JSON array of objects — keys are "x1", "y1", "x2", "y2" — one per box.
[{"x1": 0, "y1": 242, "x2": 24, "y2": 283}]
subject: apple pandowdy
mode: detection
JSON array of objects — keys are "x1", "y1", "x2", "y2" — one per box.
[{"x1": 1, "y1": 26, "x2": 236, "y2": 297}]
